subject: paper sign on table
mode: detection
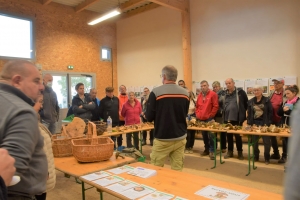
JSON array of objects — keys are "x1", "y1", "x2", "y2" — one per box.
[
  {"x1": 120, "y1": 184, "x2": 156, "y2": 200},
  {"x1": 105, "y1": 180, "x2": 139, "y2": 193},
  {"x1": 195, "y1": 185, "x2": 249, "y2": 200},
  {"x1": 139, "y1": 191, "x2": 174, "y2": 200},
  {"x1": 92, "y1": 175, "x2": 124, "y2": 187},
  {"x1": 107, "y1": 165, "x2": 135, "y2": 174},
  {"x1": 174, "y1": 197, "x2": 188, "y2": 200},
  {"x1": 127, "y1": 167, "x2": 157, "y2": 178},
  {"x1": 80, "y1": 171, "x2": 111, "y2": 181}
]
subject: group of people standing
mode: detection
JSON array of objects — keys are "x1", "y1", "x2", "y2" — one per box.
[
  {"x1": 70, "y1": 83, "x2": 154, "y2": 150},
  {"x1": 181, "y1": 77, "x2": 299, "y2": 165}
]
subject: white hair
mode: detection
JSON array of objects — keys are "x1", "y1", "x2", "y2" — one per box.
[{"x1": 253, "y1": 85, "x2": 264, "y2": 91}]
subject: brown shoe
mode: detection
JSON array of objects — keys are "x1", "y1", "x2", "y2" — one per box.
[
  {"x1": 201, "y1": 150, "x2": 209, "y2": 156},
  {"x1": 209, "y1": 152, "x2": 215, "y2": 160},
  {"x1": 224, "y1": 150, "x2": 233, "y2": 159},
  {"x1": 222, "y1": 149, "x2": 226, "y2": 153}
]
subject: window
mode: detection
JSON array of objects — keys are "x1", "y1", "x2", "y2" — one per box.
[
  {"x1": 101, "y1": 47, "x2": 111, "y2": 61},
  {"x1": 0, "y1": 12, "x2": 35, "y2": 60}
]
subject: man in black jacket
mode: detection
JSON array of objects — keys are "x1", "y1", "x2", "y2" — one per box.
[
  {"x1": 72, "y1": 83, "x2": 95, "y2": 122},
  {"x1": 146, "y1": 65, "x2": 189, "y2": 171},
  {"x1": 99, "y1": 87, "x2": 120, "y2": 148},
  {"x1": 221, "y1": 78, "x2": 248, "y2": 160},
  {"x1": 89, "y1": 88, "x2": 100, "y2": 121}
]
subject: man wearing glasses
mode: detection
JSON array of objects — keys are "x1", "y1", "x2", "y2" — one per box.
[{"x1": 145, "y1": 65, "x2": 189, "y2": 171}]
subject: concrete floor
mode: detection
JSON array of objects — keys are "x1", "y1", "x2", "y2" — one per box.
[{"x1": 48, "y1": 135, "x2": 285, "y2": 200}]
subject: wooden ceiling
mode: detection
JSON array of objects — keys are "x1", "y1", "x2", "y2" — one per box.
[{"x1": 39, "y1": 0, "x2": 188, "y2": 22}]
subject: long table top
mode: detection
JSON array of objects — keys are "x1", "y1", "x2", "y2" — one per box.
[
  {"x1": 99, "y1": 126, "x2": 154, "y2": 137},
  {"x1": 188, "y1": 126, "x2": 291, "y2": 137},
  {"x1": 80, "y1": 162, "x2": 282, "y2": 200},
  {"x1": 54, "y1": 154, "x2": 136, "y2": 178}
]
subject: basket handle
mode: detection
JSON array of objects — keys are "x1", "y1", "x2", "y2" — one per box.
[
  {"x1": 87, "y1": 121, "x2": 97, "y2": 138},
  {"x1": 61, "y1": 125, "x2": 69, "y2": 137}
]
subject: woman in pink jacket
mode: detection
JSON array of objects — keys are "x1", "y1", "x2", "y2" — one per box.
[{"x1": 121, "y1": 91, "x2": 142, "y2": 150}]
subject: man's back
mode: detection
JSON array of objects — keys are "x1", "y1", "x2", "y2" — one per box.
[
  {"x1": 146, "y1": 84, "x2": 189, "y2": 140},
  {"x1": 0, "y1": 84, "x2": 47, "y2": 197}
]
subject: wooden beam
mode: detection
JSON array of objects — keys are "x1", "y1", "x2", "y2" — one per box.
[
  {"x1": 40, "y1": 0, "x2": 52, "y2": 5},
  {"x1": 118, "y1": 3, "x2": 160, "y2": 21},
  {"x1": 119, "y1": 0, "x2": 146, "y2": 12},
  {"x1": 181, "y1": 0, "x2": 192, "y2": 90},
  {"x1": 75, "y1": 0, "x2": 100, "y2": 13},
  {"x1": 148, "y1": 0, "x2": 187, "y2": 12}
]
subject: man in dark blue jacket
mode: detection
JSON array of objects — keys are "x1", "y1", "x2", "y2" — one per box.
[{"x1": 89, "y1": 88, "x2": 100, "y2": 121}]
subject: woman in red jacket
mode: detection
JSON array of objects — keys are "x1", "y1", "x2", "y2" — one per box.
[{"x1": 121, "y1": 92, "x2": 142, "y2": 150}]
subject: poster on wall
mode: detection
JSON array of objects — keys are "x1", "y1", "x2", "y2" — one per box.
[
  {"x1": 256, "y1": 78, "x2": 269, "y2": 94},
  {"x1": 134, "y1": 86, "x2": 140, "y2": 98},
  {"x1": 128, "y1": 86, "x2": 134, "y2": 93},
  {"x1": 207, "y1": 81, "x2": 214, "y2": 90},
  {"x1": 244, "y1": 79, "x2": 256, "y2": 95},
  {"x1": 192, "y1": 81, "x2": 201, "y2": 96},
  {"x1": 283, "y1": 76, "x2": 297, "y2": 89},
  {"x1": 234, "y1": 80, "x2": 245, "y2": 91}
]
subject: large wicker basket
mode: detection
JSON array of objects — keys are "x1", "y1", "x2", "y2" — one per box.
[
  {"x1": 52, "y1": 126, "x2": 73, "y2": 157},
  {"x1": 72, "y1": 121, "x2": 114, "y2": 162}
]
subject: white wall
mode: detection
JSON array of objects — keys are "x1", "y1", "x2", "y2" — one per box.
[
  {"x1": 117, "y1": 6, "x2": 182, "y2": 88},
  {"x1": 190, "y1": 0, "x2": 300, "y2": 84},
  {"x1": 117, "y1": 0, "x2": 300, "y2": 89}
]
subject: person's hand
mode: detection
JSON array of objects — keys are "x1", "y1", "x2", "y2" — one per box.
[
  {"x1": 88, "y1": 102, "x2": 93, "y2": 105},
  {"x1": 79, "y1": 105, "x2": 83, "y2": 108},
  {"x1": 283, "y1": 106, "x2": 289, "y2": 112},
  {"x1": 0, "y1": 148, "x2": 16, "y2": 186}
]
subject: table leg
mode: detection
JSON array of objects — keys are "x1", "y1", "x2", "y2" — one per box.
[
  {"x1": 100, "y1": 191, "x2": 103, "y2": 200},
  {"x1": 82, "y1": 182, "x2": 85, "y2": 200},
  {"x1": 246, "y1": 135, "x2": 258, "y2": 176},
  {"x1": 211, "y1": 132, "x2": 217, "y2": 169},
  {"x1": 139, "y1": 131, "x2": 143, "y2": 154},
  {"x1": 219, "y1": 133, "x2": 225, "y2": 165}
]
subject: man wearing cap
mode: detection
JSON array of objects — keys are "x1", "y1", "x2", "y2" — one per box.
[{"x1": 268, "y1": 78, "x2": 287, "y2": 163}]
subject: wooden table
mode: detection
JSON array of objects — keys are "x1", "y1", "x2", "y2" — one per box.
[
  {"x1": 188, "y1": 127, "x2": 226, "y2": 169},
  {"x1": 54, "y1": 154, "x2": 136, "y2": 200},
  {"x1": 227, "y1": 130, "x2": 291, "y2": 176},
  {"x1": 80, "y1": 162, "x2": 282, "y2": 200},
  {"x1": 100, "y1": 126, "x2": 154, "y2": 154}
]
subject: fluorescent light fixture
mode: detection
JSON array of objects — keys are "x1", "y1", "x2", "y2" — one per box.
[{"x1": 88, "y1": 8, "x2": 121, "y2": 25}]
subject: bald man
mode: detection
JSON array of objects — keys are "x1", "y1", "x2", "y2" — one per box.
[
  {"x1": 40, "y1": 73, "x2": 59, "y2": 134},
  {"x1": 221, "y1": 78, "x2": 248, "y2": 160},
  {"x1": 0, "y1": 60, "x2": 48, "y2": 199}
]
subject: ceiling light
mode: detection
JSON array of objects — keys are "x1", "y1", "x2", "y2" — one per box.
[{"x1": 88, "y1": 8, "x2": 121, "y2": 25}]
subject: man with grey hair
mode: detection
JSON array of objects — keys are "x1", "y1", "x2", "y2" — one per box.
[
  {"x1": 145, "y1": 65, "x2": 189, "y2": 171},
  {"x1": 221, "y1": 78, "x2": 248, "y2": 160},
  {"x1": 0, "y1": 60, "x2": 48, "y2": 199},
  {"x1": 89, "y1": 88, "x2": 100, "y2": 121},
  {"x1": 40, "y1": 73, "x2": 59, "y2": 134}
]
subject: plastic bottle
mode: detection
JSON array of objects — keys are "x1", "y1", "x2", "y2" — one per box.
[{"x1": 107, "y1": 116, "x2": 112, "y2": 133}]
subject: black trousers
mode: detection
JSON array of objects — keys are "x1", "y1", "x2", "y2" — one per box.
[
  {"x1": 225, "y1": 121, "x2": 243, "y2": 151},
  {"x1": 111, "y1": 121, "x2": 125, "y2": 147},
  {"x1": 35, "y1": 193, "x2": 46, "y2": 200},
  {"x1": 270, "y1": 121, "x2": 281, "y2": 154},
  {"x1": 186, "y1": 129, "x2": 196, "y2": 149}
]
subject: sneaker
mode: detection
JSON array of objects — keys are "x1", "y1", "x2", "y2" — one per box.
[
  {"x1": 200, "y1": 150, "x2": 209, "y2": 156},
  {"x1": 221, "y1": 149, "x2": 227, "y2": 153},
  {"x1": 278, "y1": 157, "x2": 286, "y2": 163},
  {"x1": 224, "y1": 150, "x2": 233, "y2": 159},
  {"x1": 184, "y1": 149, "x2": 189, "y2": 154},
  {"x1": 265, "y1": 160, "x2": 270, "y2": 165},
  {"x1": 188, "y1": 148, "x2": 194, "y2": 154},
  {"x1": 270, "y1": 154, "x2": 280, "y2": 160},
  {"x1": 209, "y1": 152, "x2": 215, "y2": 160}
]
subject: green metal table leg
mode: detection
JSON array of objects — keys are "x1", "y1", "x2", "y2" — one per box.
[
  {"x1": 139, "y1": 131, "x2": 143, "y2": 154},
  {"x1": 246, "y1": 135, "x2": 251, "y2": 176},
  {"x1": 82, "y1": 182, "x2": 85, "y2": 200},
  {"x1": 100, "y1": 191, "x2": 103, "y2": 200},
  {"x1": 246, "y1": 135, "x2": 258, "y2": 176},
  {"x1": 219, "y1": 132, "x2": 225, "y2": 164}
]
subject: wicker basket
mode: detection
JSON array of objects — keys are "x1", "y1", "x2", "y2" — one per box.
[
  {"x1": 72, "y1": 121, "x2": 114, "y2": 162},
  {"x1": 83, "y1": 121, "x2": 107, "y2": 135},
  {"x1": 52, "y1": 126, "x2": 73, "y2": 157}
]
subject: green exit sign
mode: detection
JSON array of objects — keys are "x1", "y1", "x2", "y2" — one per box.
[{"x1": 67, "y1": 65, "x2": 74, "y2": 70}]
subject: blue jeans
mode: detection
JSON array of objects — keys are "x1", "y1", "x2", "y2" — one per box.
[
  {"x1": 42, "y1": 121, "x2": 57, "y2": 134},
  {"x1": 199, "y1": 118, "x2": 216, "y2": 153}
]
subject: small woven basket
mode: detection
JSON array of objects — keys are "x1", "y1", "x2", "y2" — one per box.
[
  {"x1": 93, "y1": 121, "x2": 107, "y2": 135},
  {"x1": 52, "y1": 126, "x2": 75, "y2": 157},
  {"x1": 72, "y1": 121, "x2": 114, "y2": 162}
]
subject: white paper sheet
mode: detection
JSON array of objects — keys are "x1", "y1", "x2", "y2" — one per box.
[
  {"x1": 284, "y1": 76, "x2": 297, "y2": 89},
  {"x1": 80, "y1": 171, "x2": 111, "y2": 181},
  {"x1": 195, "y1": 185, "x2": 249, "y2": 200},
  {"x1": 234, "y1": 80, "x2": 245, "y2": 91},
  {"x1": 174, "y1": 197, "x2": 188, "y2": 200},
  {"x1": 120, "y1": 184, "x2": 156, "y2": 200},
  {"x1": 256, "y1": 78, "x2": 269, "y2": 94},
  {"x1": 92, "y1": 175, "x2": 124, "y2": 187},
  {"x1": 107, "y1": 165, "x2": 135, "y2": 175},
  {"x1": 244, "y1": 79, "x2": 256, "y2": 95},
  {"x1": 139, "y1": 191, "x2": 174, "y2": 200},
  {"x1": 105, "y1": 180, "x2": 139, "y2": 193},
  {"x1": 127, "y1": 167, "x2": 157, "y2": 178}
]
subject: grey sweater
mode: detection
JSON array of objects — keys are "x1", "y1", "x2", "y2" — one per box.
[
  {"x1": 40, "y1": 85, "x2": 59, "y2": 123},
  {"x1": 284, "y1": 101, "x2": 300, "y2": 199},
  {"x1": 0, "y1": 83, "x2": 47, "y2": 196}
]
